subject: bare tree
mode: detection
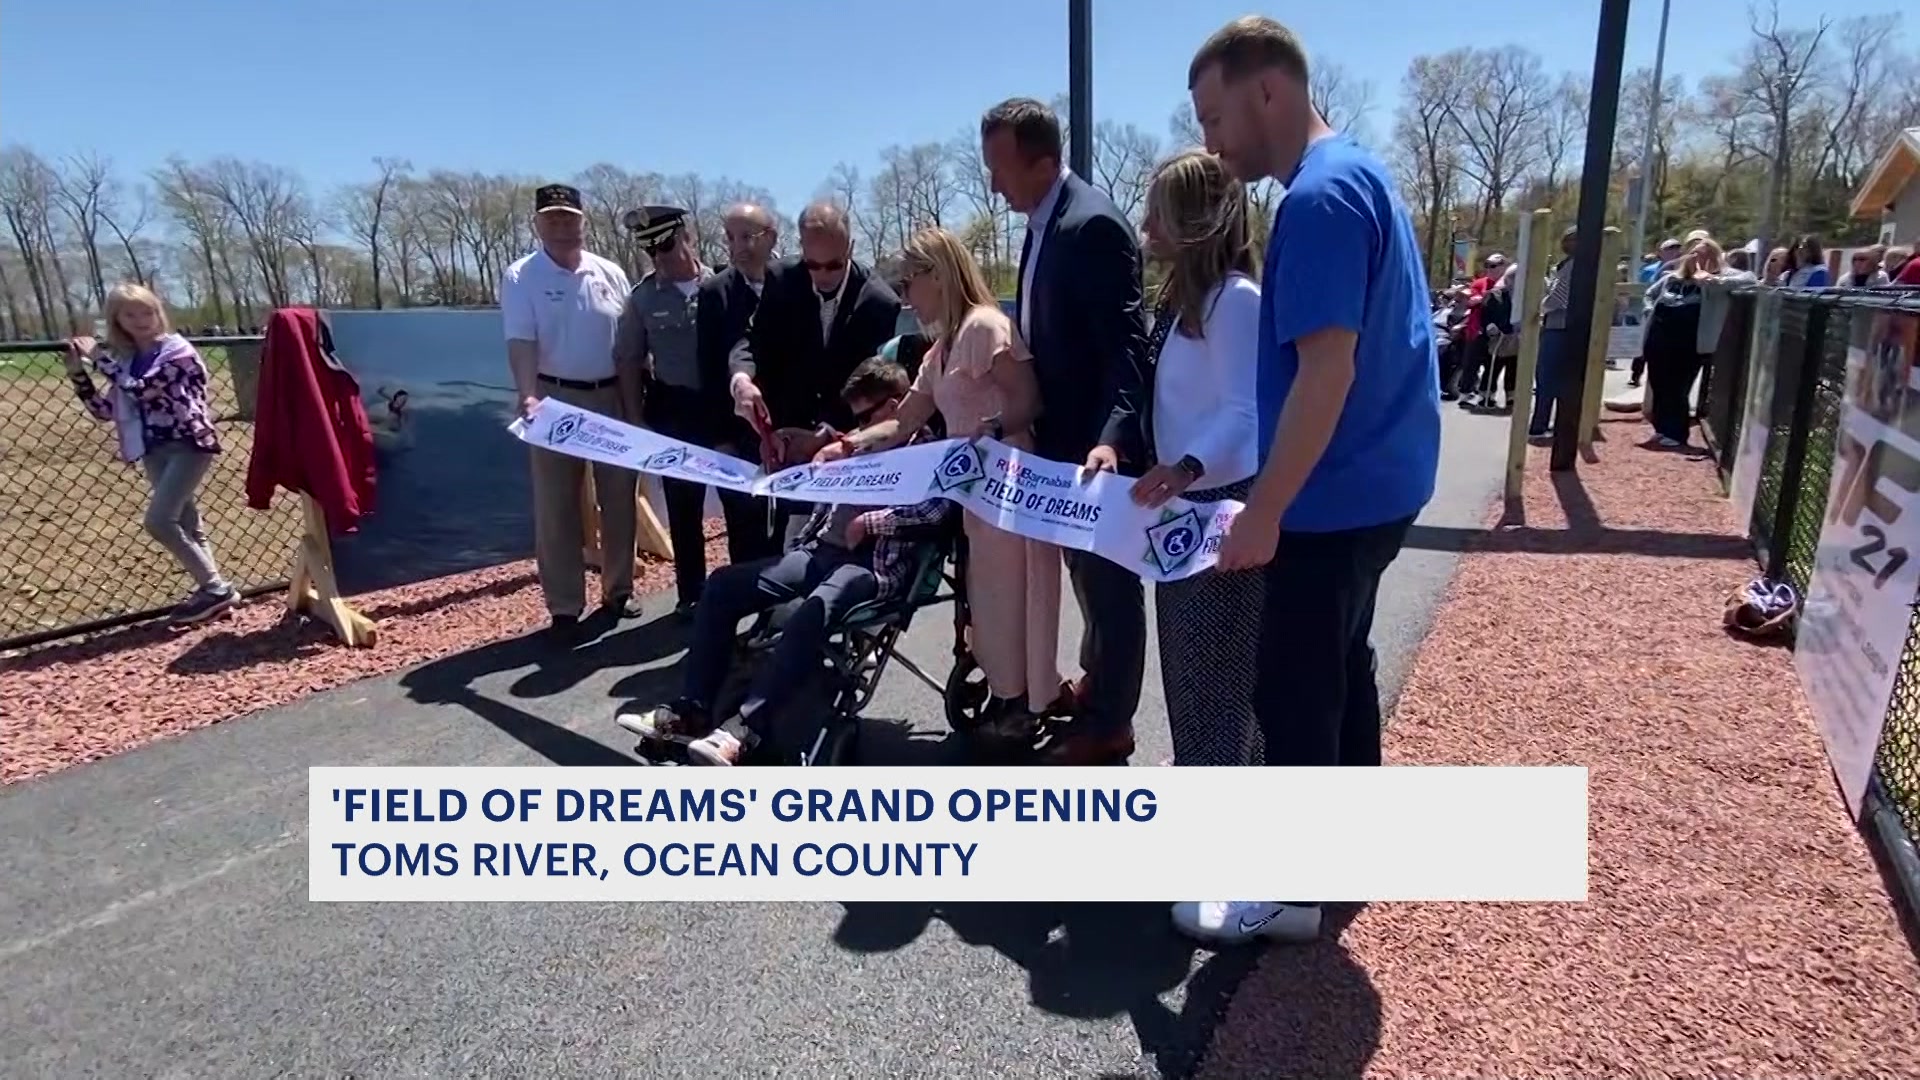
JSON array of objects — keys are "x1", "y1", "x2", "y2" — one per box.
[
  {"x1": 53, "y1": 152, "x2": 113, "y2": 305},
  {"x1": 948, "y1": 132, "x2": 1005, "y2": 271},
  {"x1": 1800, "y1": 13, "x2": 1902, "y2": 229},
  {"x1": 1091, "y1": 120, "x2": 1161, "y2": 222},
  {"x1": 152, "y1": 158, "x2": 233, "y2": 325},
  {"x1": 205, "y1": 158, "x2": 305, "y2": 307},
  {"x1": 1612, "y1": 68, "x2": 1693, "y2": 235},
  {"x1": 1445, "y1": 45, "x2": 1551, "y2": 230},
  {"x1": 1538, "y1": 75, "x2": 1588, "y2": 193},
  {"x1": 0, "y1": 147, "x2": 63, "y2": 332},
  {"x1": 1311, "y1": 60, "x2": 1378, "y2": 137},
  {"x1": 1397, "y1": 53, "x2": 1470, "y2": 283},
  {"x1": 338, "y1": 156, "x2": 410, "y2": 308},
  {"x1": 1168, "y1": 103, "x2": 1202, "y2": 149},
  {"x1": 99, "y1": 181, "x2": 156, "y2": 288},
  {"x1": 821, "y1": 162, "x2": 863, "y2": 244},
  {"x1": 1736, "y1": 0, "x2": 1832, "y2": 249}
]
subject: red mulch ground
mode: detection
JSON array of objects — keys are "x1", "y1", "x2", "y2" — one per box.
[
  {"x1": 0, "y1": 524, "x2": 729, "y2": 785},
  {"x1": 1198, "y1": 422, "x2": 1920, "y2": 1080}
]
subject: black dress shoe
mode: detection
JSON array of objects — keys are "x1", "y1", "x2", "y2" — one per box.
[
  {"x1": 547, "y1": 614, "x2": 581, "y2": 648},
  {"x1": 605, "y1": 593, "x2": 646, "y2": 619},
  {"x1": 1036, "y1": 724, "x2": 1137, "y2": 766}
]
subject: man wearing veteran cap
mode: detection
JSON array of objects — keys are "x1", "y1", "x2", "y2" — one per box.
[
  {"x1": 615, "y1": 204, "x2": 770, "y2": 615},
  {"x1": 501, "y1": 182, "x2": 640, "y2": 645}
]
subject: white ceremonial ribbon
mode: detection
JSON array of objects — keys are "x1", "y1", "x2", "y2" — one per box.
[{"x1": 510, "y1": 401, "x2": 1241, "y2": 583}]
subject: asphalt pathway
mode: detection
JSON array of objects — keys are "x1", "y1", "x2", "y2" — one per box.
[{"x1": 1, "y1": 407, "x2": 1508, "y2": 1079}]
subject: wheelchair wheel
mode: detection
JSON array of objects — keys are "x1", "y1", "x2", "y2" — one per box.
[
  {"x1": 943, "y1": 654, "x2": 992, "y2": 733},
  {"x1": 801, "y1": 719, "x2": 860, "y2": 766}
]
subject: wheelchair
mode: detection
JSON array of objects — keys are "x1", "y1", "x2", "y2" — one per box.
[{"x1": 631, "y1": 521, "x2": 998, "y2": 767}]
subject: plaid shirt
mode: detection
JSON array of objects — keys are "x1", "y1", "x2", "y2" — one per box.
[{"x1": 794, "y1": 433, "x2": 957, "y2": 602}]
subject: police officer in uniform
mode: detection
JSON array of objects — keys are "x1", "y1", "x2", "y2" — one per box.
[{"x1": 615, "y1": 205, "x2": 770, "y2": 614}]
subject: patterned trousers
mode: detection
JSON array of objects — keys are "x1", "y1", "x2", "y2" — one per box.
[{"x1": 1156, "y1": 478, "x2": 1263, "y2": 767}]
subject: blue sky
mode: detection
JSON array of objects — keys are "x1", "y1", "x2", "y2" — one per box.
[{"x1": 0, "y1": 0, "x2": 1905, "y2": 219}]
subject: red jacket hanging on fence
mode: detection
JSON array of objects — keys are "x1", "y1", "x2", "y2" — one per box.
[{"x1": 245, "y1": 307, "x2": 376, "y2": 535}]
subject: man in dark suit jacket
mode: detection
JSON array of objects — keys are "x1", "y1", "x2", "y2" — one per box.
[
  {"x1": 728, "y1": 201, "x2": 902, "y2": 542},
  {"x1": 981, "y1": 96, "x2": 1152, "y2": 765}
]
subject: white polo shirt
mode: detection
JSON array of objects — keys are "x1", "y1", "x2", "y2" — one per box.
[{"x1": 500, "y1": 247, "x2": 632, "y2": 382}]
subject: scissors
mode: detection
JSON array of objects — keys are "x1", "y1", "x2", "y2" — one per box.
[{"x1": 745, "y1": 400, "x2": 781, "y2": 535}]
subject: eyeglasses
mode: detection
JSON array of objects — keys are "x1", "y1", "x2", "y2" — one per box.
[{"x1": 726, "y1": 226, "x2": 771, "y2": 244}]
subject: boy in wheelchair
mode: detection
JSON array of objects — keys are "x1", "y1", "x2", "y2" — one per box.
[{"x1": 616, "y1": 357, "x2": 955, "y2": 765}]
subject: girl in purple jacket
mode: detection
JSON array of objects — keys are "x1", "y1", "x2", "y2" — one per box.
[{"x1": 65, "y1": 283, "x2": 235, "y2": 624}]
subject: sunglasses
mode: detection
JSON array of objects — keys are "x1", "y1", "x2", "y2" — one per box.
[
  {"x1": 804, "y1": 258, "x2": 848, "y2": 273},
  {"x1": 850, "y1": 401, "x2": 887, "y2": 426}
]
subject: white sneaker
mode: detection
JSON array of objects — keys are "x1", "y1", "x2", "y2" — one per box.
[
  {"x1": 1171, "y1": 901, "x2": 1321, "y2": 946},
  {"x1": 615, "y1": 704, "x2": 690, "y2": 742}
]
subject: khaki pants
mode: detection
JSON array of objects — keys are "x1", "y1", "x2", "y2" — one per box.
[{"x1": 527, "y1": 380, "x2": 637, "y2": 618}]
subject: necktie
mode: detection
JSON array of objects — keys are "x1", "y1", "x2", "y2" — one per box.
[{"x1": 1017, "y1": 227, "x2": 1036, "y2": 335}]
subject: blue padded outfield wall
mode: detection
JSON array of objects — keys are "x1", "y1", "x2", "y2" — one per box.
[
  {"x1": 321, "y1": 309, "x2": 534, "y2": 596},
  {"x1": 319, "y1": 308, "x2": 698, "y2": 597}
]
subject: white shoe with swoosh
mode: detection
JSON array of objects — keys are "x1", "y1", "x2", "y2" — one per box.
[{"x1": 1171, "y1": 901, "x2": 1321, "y2": 946}]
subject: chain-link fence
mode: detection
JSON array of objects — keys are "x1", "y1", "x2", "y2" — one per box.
[
  {"x1": 0, "y1": 337, "x2": 302, "y2": 648},
  {"x1": 1700, "y1": 283, "x2": 1920, "y2": 908}
]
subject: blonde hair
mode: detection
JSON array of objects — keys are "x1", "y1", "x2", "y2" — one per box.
[
  {"x1": 1147, "y1": 149, "x2": 1257, "y2": 337},
  {"x1": 103, "y1": 283, "x2": 172, "y2": 356},
  {"x1": 900, "y1": 227, "x2": 998, "y2": 344},
  {"x1": 1679, "y1": 238, "x2": 1724, "y2": 280}
]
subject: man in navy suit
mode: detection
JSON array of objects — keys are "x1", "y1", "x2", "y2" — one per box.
[{"x1": 980, "y1": 96, "x2": 1152, "y2": 765}]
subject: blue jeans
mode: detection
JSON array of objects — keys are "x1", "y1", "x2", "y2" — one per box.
[
  {"x1": 141, "y1": 442, "x2": 228, "y2": 594},
  {"x1": 1528, "y1": 328, "x2": 1569, "y2": 437}
]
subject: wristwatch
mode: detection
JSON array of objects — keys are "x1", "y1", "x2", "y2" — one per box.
[{"x1": 1175, "y1": 455, "x2": 1206, "y2": 483}]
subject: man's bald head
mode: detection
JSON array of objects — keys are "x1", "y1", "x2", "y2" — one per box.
[
  {"x1": 723, "y1": 203, "x2": 777, "y2": 278},
  {"x1": 725, "y1": 202, "x2": 774, "y2": 230},
  {"x1": 798, "y1": 201, "x2": 853, "y2": 292}
]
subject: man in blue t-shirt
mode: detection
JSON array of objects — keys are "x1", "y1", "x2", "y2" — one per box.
[{"x1": 1173, "y1": 15, "x2": 1441, "y2": 947}]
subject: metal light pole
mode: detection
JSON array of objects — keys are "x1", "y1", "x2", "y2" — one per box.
[
  {"x1": 1625, "y1": 0, "x2": 1672, "y2": 276},
  {"x1": 1068, "y1": 0, "x2": 1093, "y2": 178},
  {"x1": 1550, "y1": 0, "x2": 1633, "y2": 472}
]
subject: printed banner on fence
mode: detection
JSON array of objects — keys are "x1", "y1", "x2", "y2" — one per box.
[
  {"x1": 1728, "y1": 290, "x2": 1782, "y2": 528},
  {"x1": 1796, "y1": 308, "x2": 1920, "y2": 817},
  {"x1": 309, "y1": 765, "x2": 1591, "y2": 903},
  {"x1": 509, "y1": 402, "x2": 1240, "y2": 582}
]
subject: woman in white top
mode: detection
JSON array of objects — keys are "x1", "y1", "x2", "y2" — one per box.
[{"x1": 1121, "y1": 147, "x2": 1263, "y2": 769}]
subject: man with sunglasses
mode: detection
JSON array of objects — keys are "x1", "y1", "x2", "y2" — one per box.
[{"x1": 727, "y1": 201, "x2": 902, "y2": 546}]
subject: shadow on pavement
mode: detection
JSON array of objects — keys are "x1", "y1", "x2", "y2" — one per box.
[
  {"x1": 1194, "y1": 905, "x2": 1381, "y2": 1080},
  {"x1": 830, "y1": 902, "x2": 1379, "y2": 1079},
  {"x1": 398, "y1": 611, "x2": 693, "y2": 768}
]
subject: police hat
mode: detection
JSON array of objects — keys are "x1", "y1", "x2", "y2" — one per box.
[
  {"x1": 534, "y1": 183, "x2": 584, "y2": 215},
  {"x1": 623, "y1": 205, "x2": 690, "y2": 253}
]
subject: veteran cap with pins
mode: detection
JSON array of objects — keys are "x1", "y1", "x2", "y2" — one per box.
[
  {"x1": 534, "y1": 183, "x2": 584, "y2": 215},
  {"x1": 623, "y1": 204, "x2": 690, "y2": 254}
]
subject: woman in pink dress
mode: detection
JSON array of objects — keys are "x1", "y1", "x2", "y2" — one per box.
[{"x1": 817, "y1": 227, "x2": 1067, "y2": 727}]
